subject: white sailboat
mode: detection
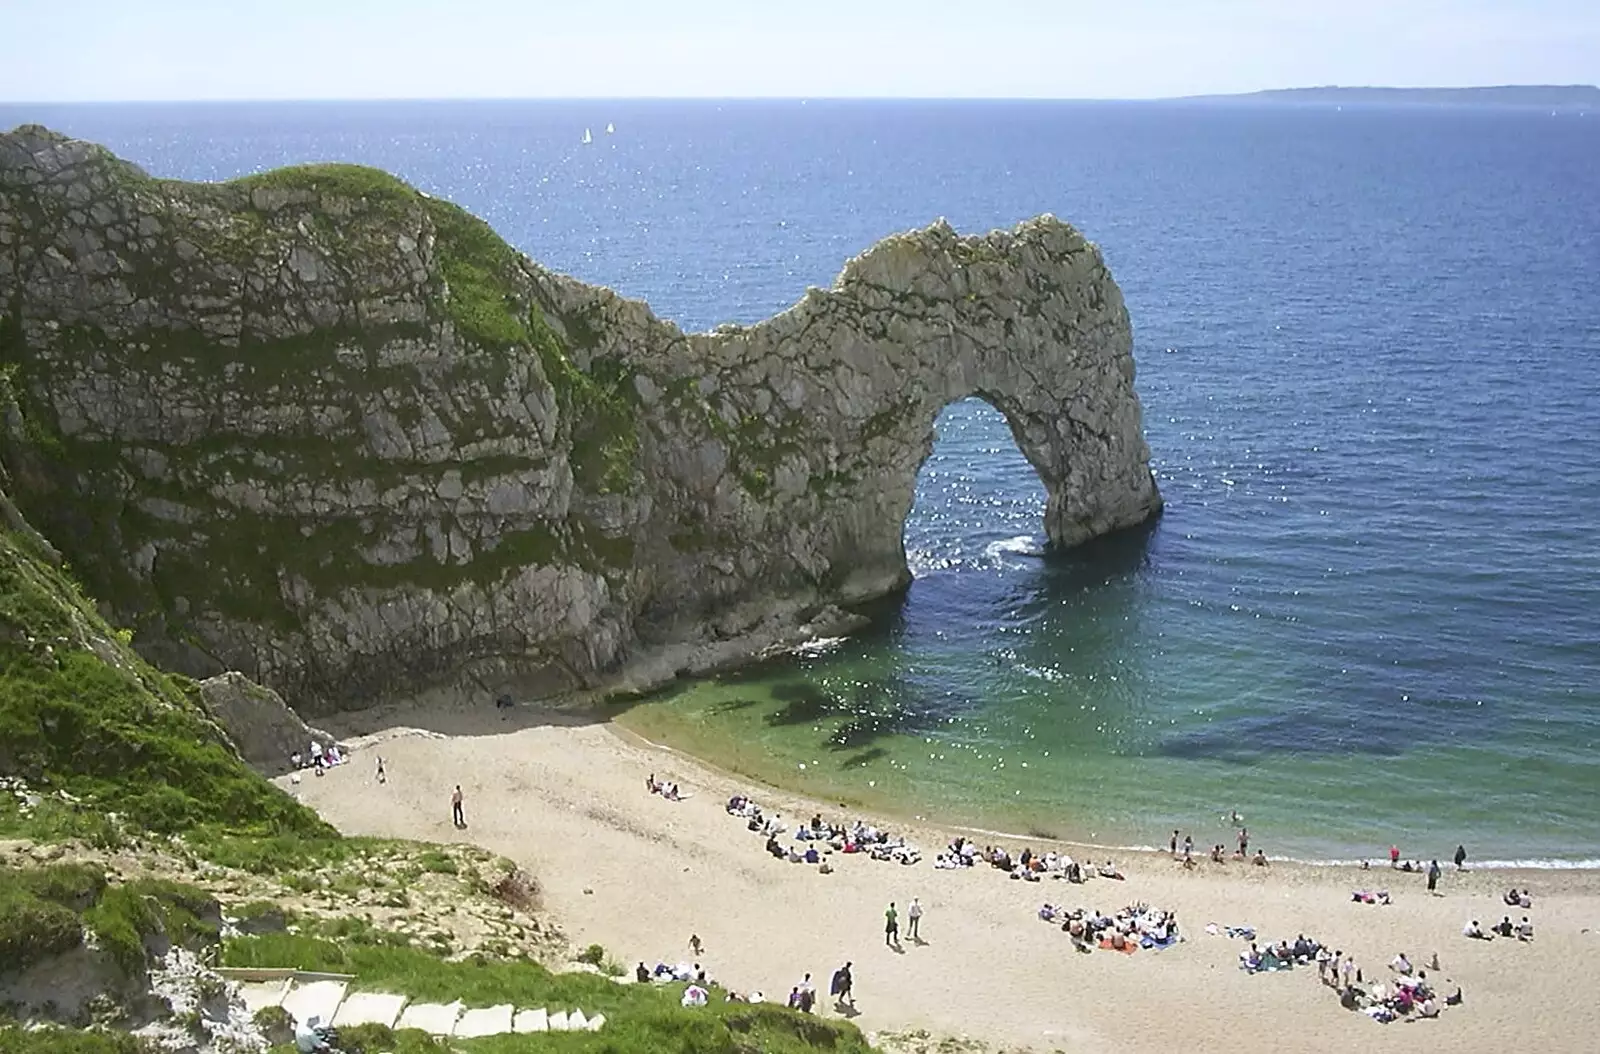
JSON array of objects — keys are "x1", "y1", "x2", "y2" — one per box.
[
  {"x1": 581, "y1": 128, "x2": 593, "y2": 145},
  {"x1": 605, "y1": 122, "x2": 615, "y2": 134}
]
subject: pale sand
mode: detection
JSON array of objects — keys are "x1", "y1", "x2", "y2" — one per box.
[{"x1": 287, "y1": 707, "x2": 1600, "y2": 1054}]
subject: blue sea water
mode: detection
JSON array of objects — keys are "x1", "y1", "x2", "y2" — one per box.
[{"x1": 5, "y1": 99, "x2": 1598, "y2": 864}]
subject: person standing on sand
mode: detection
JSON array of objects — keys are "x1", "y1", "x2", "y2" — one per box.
[
  {"x1": 451, "y1": 785, "x2": 465, "y2": 828},
  {"x1": 690, "y1": 934, "x2": 703, "y2": 957},
  {"x1": 831, "y1": 962, "x2": 854, "y2": 1008},
  {"x1": 1390, "y1": 844, "x2": 1401, "y2": 868},
  {"x1": 1237, "y1": 827, "x2": 1249, "y2": 858},
  {"x1": 884, "y1": 902, "x2": 899, "y2": 947},
  {"x1": 1170, "y1": 830, "x2": 1179, "y2": 855},
  {"x1": 376, "y1": 756, "x2": 386, "y2": 784},
  {"x1": 1427, "y1": 859, "x2": 1442, "y2": 893},
  {"x1": 1454, "y1": 844, "x2": 1467, "y2": 870},
  {"x1": 907, "y1": 898, "x2": 923, "y2": 940}
]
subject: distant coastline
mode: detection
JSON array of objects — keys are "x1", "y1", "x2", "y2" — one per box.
[{"x1": 1179, "y1": 84, "x2": 1600, "y2": 108}]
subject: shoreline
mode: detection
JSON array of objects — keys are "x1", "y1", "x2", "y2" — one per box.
[
  {"x1": 296, "y1": 700, "x2": 1600, "y2": 1053},
  {"x1": 611, "y1": 721, "x2": 1600, "y2": 872},
  {"x1": 610, "y1": 710, "x2": 1600, "y2": 872}
]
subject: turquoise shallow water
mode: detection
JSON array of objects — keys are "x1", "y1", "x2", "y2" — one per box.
[{"x1": 5, "y1": 99, "x2": 1597, "y2": 863}]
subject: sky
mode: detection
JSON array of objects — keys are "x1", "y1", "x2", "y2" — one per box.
[{"x1": 2, "y1": 0, "x2": 1597, "y2": 102}]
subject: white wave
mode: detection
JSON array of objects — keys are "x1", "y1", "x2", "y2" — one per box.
[
  {"x1": 931, "y1": 825, "x2": 1600, "y2": 871},
  {"x1": 789, "y1": 636, "x2": 847, "y2": 658},
  {"x1": 984, "y1": 534, "x2": 1043, "y2": 561},
  {"x1": 1014, "y1": 663, "x2": 1063, "y2": 683},
  {"x1": 1285, "y1": 857, "x2": 1600, "y2": 871}
]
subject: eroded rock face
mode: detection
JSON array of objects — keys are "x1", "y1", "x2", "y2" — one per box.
[
  {"x1": 196, "y1": 672, "x2": 337, "y2": 773},
  {"x1": 0, "y1": 125, "x2": 1161, "y2": 713}
]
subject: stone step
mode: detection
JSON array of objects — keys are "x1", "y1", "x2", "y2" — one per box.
[
  {"x1": 331, "y1": 992, "x2": 407, "y2": 1029},
  {"x1": 280, "y1": 979, "x2": 348, "y2": 1028},
  {"x1": 395, "y1": 1000, "x2": 463, "y2": 1035},
  {"x1": 512, "y1": 1007, "x2": 549, "y2": 1033},
  {"x1": 453, "y1": 1004, "x2": 514, "y2": 1038}
]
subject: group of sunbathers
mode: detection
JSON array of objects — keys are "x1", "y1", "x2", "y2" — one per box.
[
  {"x1": 726, "y1": 795, "x2": 921, "y2": 868},
  {"x1": 934, "y1": 835, "x2": 1124, "y2": 883},
  {"x1": 1234, "y1": 929, "x2": 1462, "y2": 1025},
  {"x1": 1345, "y1": 951, "x2": 1461, "y2": 1023},
  {"x1": 1462, "y1": 915, "x2": 1534, "y2": 940},
  {"x1": 1038, "y1": 901, "x2": 1179, "y2": 952}
]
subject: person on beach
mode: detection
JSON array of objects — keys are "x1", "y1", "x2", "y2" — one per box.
[
  {"x1": 1183, "y1": 834, "x2": 1193, "y2": 860},
  {"x1": 1454, "y1": 844, "x2": 1467, "y2": 870},
  {"x1": 831, "y1": 961, "x2": 854, "y2": 1008},
  {"x1": 908, "y1": 897, "x2": 923, "y2": 940},
  {"x1": 376, "y1": 756, "x2": 386, "y2": 784},
  {"x1": 690, "y1": 934, "x2": 703, "y2": 957},
  {"x1": 1252, "y1": 849, "x2": 1269, "y2": 867},
  {"x1": 1427, "y1": 858, "x2": 1442, "y2": 893},
  {"x1": 635, "y1": 962, "x2": 650, "y2": 983},
  {"x1": 1390, "y1": 844, "x2": 1401, "y2": 867},
  {"x1": 451, "y1": 784, "x2": 465, "y2": 828},
  {"x1": 885, "y1": 902, "x2": 900, "y2": 946},
  {"x1": 1170, "y1": 830, "x2": 1179, "y2": 855},
  {"x1": 1237, "y1": 828, "x2": 1249, "y2": 858}
]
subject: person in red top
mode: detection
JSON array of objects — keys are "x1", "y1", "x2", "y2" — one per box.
[{"x1": 1389, "y1": 845, "x2": 1401, "y2": 868}]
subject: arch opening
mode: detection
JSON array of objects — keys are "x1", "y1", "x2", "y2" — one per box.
[{"x1": 903, "y1": 397, "x2": 1049, "y2": 579}]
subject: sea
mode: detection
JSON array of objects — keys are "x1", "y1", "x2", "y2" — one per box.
[{"x1": 4, "y1": 99, "x2": 1597, "y2": 866}]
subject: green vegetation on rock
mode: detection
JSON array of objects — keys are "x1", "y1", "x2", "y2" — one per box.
[
  {"x1": 528, "y1": 307, "x2": 639, "y2": 494},
  {"x1": 0, "y1": 1027, "x2": 163, "y2": 1054},
  {"x1": 0, "y1": 862, "x2": 216, "y2": 975},
  {"x1": 0, "y1": 504, "x2": 332, "y2": 844}
]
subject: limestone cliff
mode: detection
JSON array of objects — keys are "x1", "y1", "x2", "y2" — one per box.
[{"x1": 0, "y1": 124, "x2": 1161, "y2": 714}]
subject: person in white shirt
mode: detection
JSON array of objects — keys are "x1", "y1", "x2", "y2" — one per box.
[
  {"x1": 907, "y1": 898, "x2": 924, "y2": 940},
  {"x1": 1390, "y1": 952, "x2": 1413, "y2": 975},
  {"x1": 294, "y1": 1016, "x2": 329, "y2": 1054}
]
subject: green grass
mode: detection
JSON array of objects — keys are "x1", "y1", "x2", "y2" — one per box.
[
  {"x1": 0, "y1": 510, "x2": 335, "y2": 855},
  {"x1": 82, "y1": 878, "x2": 220, "y2": 973},
  {"x1": 415, "y1": 849, "x2": 458, "y2": 875},
  {"x1": 0, "y1": 879, "x2": 85, "y2": 970},
  {"x1": 0, "y1": 1026, "x2": 162, "y2": 1054},
  {"x1": 0, "y1": 863, "x2": 217, "y2": 976},
  {"x1": 328, "y1": 1004, "x2": 871, "y2": 1054},
  {"x1": 422, "y1": 198, "x2": 529, "y2": 349},
  {"x1": 221, "y1": 933, "x2": 872, "y2": 1054},
  {"x1": 229, "y1": 163, "x2": 420, "y2": 211}
]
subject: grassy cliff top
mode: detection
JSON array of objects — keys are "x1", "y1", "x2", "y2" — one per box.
[{"x1": 0, "y1": 478, "x2": 331, "y2": 846}]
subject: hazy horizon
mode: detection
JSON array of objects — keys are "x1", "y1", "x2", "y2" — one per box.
[
  {"x1": 4, "y1": 0, "x2": 1598, "y2": 103},
  {"x1": 5, "y1": 85, "x2": 1599, "y2": 108}
]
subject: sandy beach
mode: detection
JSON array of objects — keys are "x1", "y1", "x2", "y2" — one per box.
[{"x1": 285, "y1": 702, "x2": 1600, "y2": 1054}]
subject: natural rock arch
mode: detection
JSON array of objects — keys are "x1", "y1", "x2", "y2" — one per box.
[
  {"x1": 575, "y1": 216, "x2": 1164, "y2": 613},
  {"x1": 0, "y1": 126, "x2": 1162, "y2": 712}
]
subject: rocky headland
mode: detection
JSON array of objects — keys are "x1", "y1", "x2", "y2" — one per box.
[{"x1": 0, "y1": 124, "x2": 1160, "y2": 716}]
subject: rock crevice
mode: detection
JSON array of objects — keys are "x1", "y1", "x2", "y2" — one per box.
[{"x1": 0, "y1": 125, "x2": 1161, "y2": 713}]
